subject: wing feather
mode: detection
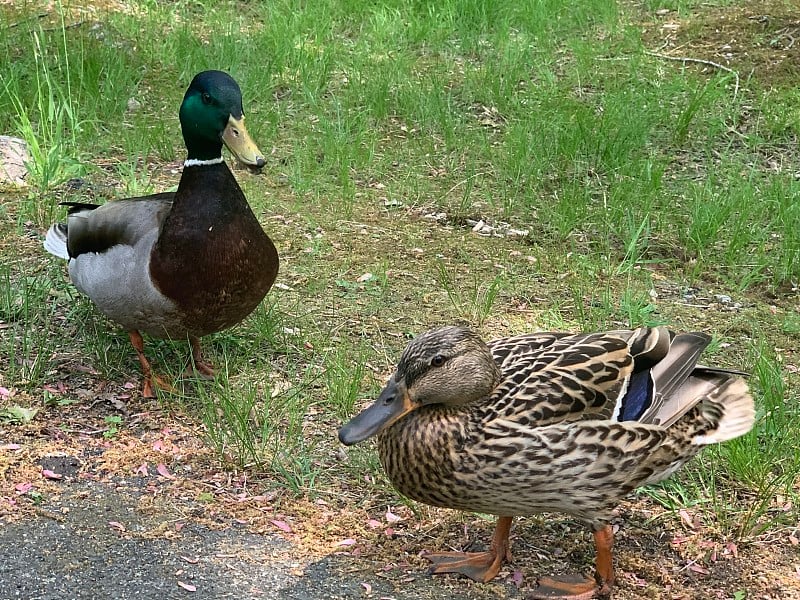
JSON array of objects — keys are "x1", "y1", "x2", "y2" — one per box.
[
  {"x1": 63, "y1": 193, "x2": 173, "y2": 258},
  {"x1": 485, "y1": 332, "x2": 634, "y2": 427}
]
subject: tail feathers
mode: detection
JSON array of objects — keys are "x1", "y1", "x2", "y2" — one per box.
[
  {"x1": 650, "y1": 332, "x2": 712, "y2": 401},
  {"x1": 692, "y1": 378, "x2": 755, "y2": 445},
  {"x1": 43, "y1": 223, "x2": 70, "y2": 260},
  {"x1": 694, "y1": 364, "x2": 749, "y2": 378},
  {"x1": 61, "y1": 201, "x2": 101, "y2": 213},
  {"x1": 638, "y1": 331, "x2": 712, "y2": 425}
]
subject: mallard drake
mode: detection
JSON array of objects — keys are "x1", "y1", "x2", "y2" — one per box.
[
  {"x1": 44, "y1": 70, "x2": 278, "y2": 398},
  {"x1": 339, "y1": 326, "x2": 754, "y2": 599}
]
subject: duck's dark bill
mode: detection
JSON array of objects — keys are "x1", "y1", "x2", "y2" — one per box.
[
  {"x1": 221, "y1": 115, "x2": 266, "y2": 168},
  {"x1": 338, "y1": 378, "x2": 415, "y2": 445}
]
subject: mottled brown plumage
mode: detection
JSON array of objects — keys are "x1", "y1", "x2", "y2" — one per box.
[{"x1": 339, "y1": 326, "x2": 754, "y2": 599}]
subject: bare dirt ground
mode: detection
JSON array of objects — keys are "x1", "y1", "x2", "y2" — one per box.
[
  {"x1": 2, "y1": 369, "x2": 799, "y2": 600},
  {"x1": 2, "y1": 2, "x2": 800, "y2": 600}
]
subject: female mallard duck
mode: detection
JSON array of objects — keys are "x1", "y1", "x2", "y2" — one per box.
[
  {"x1": 43, "y1": 70, "x2": 278, "y2": 398},
  {"x1": 339, "y1": 326, "x2": 754, "y2": 599}
]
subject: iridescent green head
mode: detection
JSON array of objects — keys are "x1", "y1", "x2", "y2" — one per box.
[{"x1": 179, "y1": 70, "x2": 265, "y2": 167}]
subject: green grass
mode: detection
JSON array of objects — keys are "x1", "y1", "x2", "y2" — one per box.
[
  {"x1": 0, "y1": 0, "x2": 798, "y2": 566},
  {"x1": 0, "y1": 262, "x2": 62, "y2": 385}
]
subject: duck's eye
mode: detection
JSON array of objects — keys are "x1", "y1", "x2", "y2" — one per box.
[
  {"x1": 201, "y1": 92, "x2": 212, "y2": 105},
  {"x1": 430, "y1": 354, "x2": 446, "y2": 367}
]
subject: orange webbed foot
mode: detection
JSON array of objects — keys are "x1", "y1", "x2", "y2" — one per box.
[
  {"x1": 528, "y1": 524, "x2": 615, "y2": 599},
  {"x1": 425, "y1": 516, "x2": 513, "y2": 583},
  {"x1": 141, "y1": 373, "x2": 178, "y2": 399},
  {"x1": 128, "y1": 330, "x2": 177, "y2": 398},
  {"x1": 527, "y1": 574, "x2": 610, "y2": 599},
  {"x1": 426, "y1": 549, "x2": 506, "y2": 583},
  {"x1": 185, "y1": 336, "x2": 215, "y2": 379}
]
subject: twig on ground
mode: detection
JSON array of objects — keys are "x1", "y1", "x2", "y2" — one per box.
[
  {"x1": 645, "y1": 51, "x2": 740, "y2": 100},
  {"x1": 9, "y1": 13, "x2": 48, "y2": 28},
  {"x1": 33, "y1": 507, "x2": 66, "y2": 522},
  {"x1": 41, "y1": 21, "x2": 86, "y2": 32}
]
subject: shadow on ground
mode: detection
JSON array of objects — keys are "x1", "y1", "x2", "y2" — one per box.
[{"x1": 1, "y1": 478, "x2": 508, "y2": 600}]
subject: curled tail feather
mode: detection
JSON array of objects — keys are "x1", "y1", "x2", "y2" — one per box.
[
  {"x1": 44, "y1": 223, "x2": 70, "y2": 260},
  {"x1": 691, "y1": 378, "x2": 755, "y2": 445}
]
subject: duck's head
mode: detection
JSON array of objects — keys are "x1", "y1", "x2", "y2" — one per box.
[
  {"x1": 179, "y1": 70, "x2": 265, "y2": 168},
  {"x1": 339, "y1": 326, "x2": 501, "y2": 445}
]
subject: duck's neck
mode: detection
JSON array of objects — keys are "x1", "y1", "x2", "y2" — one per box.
[
  {"x1": 183, "y1": 132, "x2": 224, "y2": 163},
  {"x1": 172, "y1": 161, "x2": 248, "y2": 214}
]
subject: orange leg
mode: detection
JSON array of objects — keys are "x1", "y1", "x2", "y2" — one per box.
[
  {"x1": 425, "y1": 516, "x2": 513, "y2": 583},
  {"x1": 185, "y1": 336, "x2": 215, "y2": 379},
  {"x1": 594, "y1": 525, "x2": 614, "y2": 593},
  {"x1": 528, "y1": 524, "x2": 614, "y2": 599},
  {"x1": 128, "y1": 331, "x2": 175, "y2": 398}
]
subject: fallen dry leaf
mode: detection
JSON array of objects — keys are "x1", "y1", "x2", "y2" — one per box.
[
  {"x1": 624, "y1": 571, "x2": 648, "y2": 587},
  {"x1": 43, "y1": 383, "x2": 66, "y2": 395},
  {"x1": 336, "y1": 538, "x2": 356, "y2": 547},
  {"x1": 678, "y1": 509, "x2": 700, "y2": 530},
  {"x1": 385, "y1": 509, "x2": 402, "y2": 523},
  {"x1": 671, "y1": 535, "x2": 691, "y2": 545},
  {"x1": 156, "y1": 463, "x2": 175, "y2": 479},
  {"x1": 270, "y1": 519, "x2": 292, "y2": 533},
  {"x1": 177, "y1": 581, "x2": 196, "y2": 592},
  {"x1": 41, "y1": 469, "x2": 63, "y2": 480},
  {"x1": 511, "y1": 570, "x2": 524, "y2": 587},
  {"x1": 688, "y1": 563, "x2": 710, "y2": 575}
]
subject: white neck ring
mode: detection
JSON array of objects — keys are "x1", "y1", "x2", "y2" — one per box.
[{"x1": 184, "y1": 157, "x2": 224, "y2": 167}]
